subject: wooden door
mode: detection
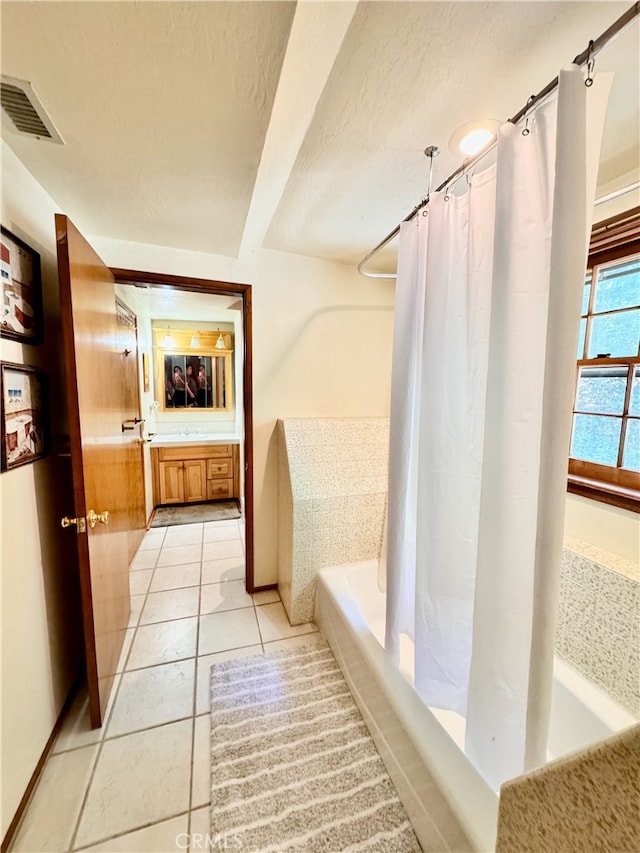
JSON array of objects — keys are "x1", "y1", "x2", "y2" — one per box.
[
  {"x1": 56, "y1": 215, "x2": 134, "y2": 727},
  {"x1": 184, "y1": 460, "x2": 207, "y2": 502},
  {"x1": 115, "y1": 298, "x2": 146, "y2": 563},
  {"x1": 159, "y1": 460, "x2": 185, "y2": 504}
]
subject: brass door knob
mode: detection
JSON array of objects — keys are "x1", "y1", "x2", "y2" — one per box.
[{"x1": 87, "y1": 509, "x2": 110, "y2": 529}]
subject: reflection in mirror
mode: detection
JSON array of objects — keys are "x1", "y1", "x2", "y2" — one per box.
[
  {"x1": 152, "y1": 326, "x2": 233, "y2": 412},
  {"x1": 164, "y1": 354, "x2": 227, "y2": 409}
]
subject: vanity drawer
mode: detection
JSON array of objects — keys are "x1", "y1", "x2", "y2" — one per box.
[
  {"x1": 159, "y1": 445, "x2": 211, "y2": 461},
  {"x1": 207, "y1": 478, "x2": 233, "y2": 500},
  {"x1": 159, "y1": 443, "x2": 232, "y2": 461},
  {"x1": 208, "y1": 444, "x2": 232, "y2": 456},
  {"x1": 207, "y1": 458, "x2": 232, "y2": 479}
]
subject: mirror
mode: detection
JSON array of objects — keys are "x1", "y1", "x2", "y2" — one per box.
[{"x1": 153, "y1": 327, "x2": 233, "y2": 412}]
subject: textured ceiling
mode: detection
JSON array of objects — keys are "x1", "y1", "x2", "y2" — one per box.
[
  {"x1": 265, "y1": 1, "x2": 639, "y2": 267},
  {"x1": 0, "y1": 1, "x2": 296, "y2": 255},
  {"x1": 1, "y1": 1, "x2": 638, "y2": 270}
]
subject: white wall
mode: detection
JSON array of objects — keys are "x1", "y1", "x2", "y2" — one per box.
[
  {"x1": 564, "y1": 495, "x2": 639, "y2": 565},
  {"x1": 2, "y1": 137, "x2": 637, "y2": 841},
  {"x1": 1, "y1": 143, "x2": 84, "y2": 838},
  {"x1": 91, "y1": 236, "x2": 396, "y2": 587}
]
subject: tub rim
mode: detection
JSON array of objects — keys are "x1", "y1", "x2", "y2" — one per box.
[{"x1": 316, "y1": 561, "x2": 499, "y2": 852}]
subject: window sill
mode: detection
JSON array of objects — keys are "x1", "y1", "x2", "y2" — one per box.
[{"x1": 567, "y1": 475, "x2": 640, "y2": 513}]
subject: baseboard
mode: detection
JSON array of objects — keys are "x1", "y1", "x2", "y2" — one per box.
[
  {"x1": 1, "y1": 672, "x2": 83, "y2": 853},
  {"x1": 252, "y1": 582, "x2": 278, "y2": 592}
]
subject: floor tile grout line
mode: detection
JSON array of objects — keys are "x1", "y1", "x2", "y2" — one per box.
[
  {"x1": 72, "y1": 808, "x2": 191, "y2": 851},
  {"x1": 154, "y1": 558, "x2": 203, "y2": 571},
  {"x1": 91, "y1": 713, "x2": 198, "y2": 747},
  {"x1": 136, "y1": 609, "x2": 202, "y2": 629},
  {"x1": 188, "y1": 716, "x2": 196, "y2": 845},
  {"x1": 121, "y1": 559, "x2": 159, "y2": 674},
  {"x1": 52, "y1": 710, "x2": 214, "y2": 758},
  {"x1": 253, "y1": 598, "x2": 266, "y2": 653},
  {"x1": 122, "y1": 650, "x2": 199, "y2": 675},
  {"x1": 25, "y1": 523, "x2": 250, "y2": 852},
  {"x1": 27, "y1": 517, "x2": 300, "y2": 853},
  {"x1": 187, "y1": 539, "x2": 205, "y2": 847},
  {"x1": 67, "y1": 544, "x2": 161, "y2": 851},
  {"x1": 66, "y1": 694, "x2": 115, "y2": 850}
]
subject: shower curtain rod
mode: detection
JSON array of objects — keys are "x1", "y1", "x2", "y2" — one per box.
[{"x1": 358, "y1": 1, "x2": 640, "y2": 279}]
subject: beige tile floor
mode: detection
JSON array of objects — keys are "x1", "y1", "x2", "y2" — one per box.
[{"x1": 11, "y1": 517, "x2": 321, "y2": 853}]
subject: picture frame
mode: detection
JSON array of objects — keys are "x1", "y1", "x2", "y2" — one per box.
[
  {"x1": 1, "y1": 226, "x2": 44, "y2": 345},
  {"x1": 1, "y1": 362, "x2": 49, "y2": 472},
  {"x1": 142, "y1": 352, "x2": 150, "y2": 393}
]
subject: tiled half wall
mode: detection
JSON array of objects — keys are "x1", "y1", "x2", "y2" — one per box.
[
  {"x1": 277, "y1": 418, "x2": 639, "y2": 715},
  {"x1": 556, "y1": 545, "x2": 639, "y2": 716},
  {"x1": 277, "y1": 418, "x2": 389, "y2": 625}
]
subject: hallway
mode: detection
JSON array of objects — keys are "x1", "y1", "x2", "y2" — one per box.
[{"x1": 12, "y1": 518, "x2": 320, "y2": 852}]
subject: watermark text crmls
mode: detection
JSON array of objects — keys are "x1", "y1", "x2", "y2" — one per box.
[{"x1": 176, "y1": 832, "x2": 242, "y2": 850}]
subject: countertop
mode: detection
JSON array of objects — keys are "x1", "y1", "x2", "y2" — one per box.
[{"x1": 149, "y1": 433, "x2": 240, "y2": 448}]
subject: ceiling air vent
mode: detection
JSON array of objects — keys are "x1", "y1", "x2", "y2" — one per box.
[{"x1": 1, "y1": 75, "x2": 63, "y2": 143}]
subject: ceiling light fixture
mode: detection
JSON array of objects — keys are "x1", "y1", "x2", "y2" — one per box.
[
  {"x1": 448, "y1": 119, "x2": 502, "y2": 158},
  {"x1": 459, "y1": 128, "x2": 494, "y2": 156}
]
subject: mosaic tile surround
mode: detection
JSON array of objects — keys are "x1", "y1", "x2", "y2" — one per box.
[
  {"x1": 277, "y1": 418, "x2": 389, "y2": 624},
  {"x1": 557, "y1": 547, "x2": 639, "y2": 716},
  {"x1": 278, "y1": 418, "x2": 639, "y2": 715},
  {"x1": 496, "y1": 723, "x2": 640, "y2": 852}
]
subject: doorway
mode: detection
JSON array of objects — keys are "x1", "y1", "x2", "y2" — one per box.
[{"x1": 111, "y1": 268, "x2": 256, "y2": 592}]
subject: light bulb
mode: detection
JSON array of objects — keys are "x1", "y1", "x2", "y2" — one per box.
[
  {"x1": 448, "y1": 119, "x2": 501, "y2": 158},
  {"x1": 459, "y1": 128, "x2": 494, "y2": 156}
]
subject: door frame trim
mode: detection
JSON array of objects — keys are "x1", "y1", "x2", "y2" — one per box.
[{"x1": 110, "y1": 268, "x2": 256, "y2": 592}]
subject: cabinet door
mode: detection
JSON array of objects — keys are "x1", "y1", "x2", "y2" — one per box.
[
  {"x1": 159, "y1": 461, "x2": 184, "y2": 504},
  {"x1": 184, "y1": 460, "x2": 208, "y2": 503}
]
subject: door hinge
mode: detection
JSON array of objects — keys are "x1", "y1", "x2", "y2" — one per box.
[{"x1": 61, "y1": 516, "x2": 87, "y2": 533}]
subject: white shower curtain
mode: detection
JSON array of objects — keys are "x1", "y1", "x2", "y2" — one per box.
[{"x1": 385, "y1": 66, "x2": 611, "y2": 790}]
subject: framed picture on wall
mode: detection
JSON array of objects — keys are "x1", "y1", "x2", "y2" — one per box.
[
  {"x1": 1, "y1": 226, "x2": 44, "y2": 345},
  {"x1": 142, "y1": 352, "x2": 150, "y2": 392},
  {"x1": 1, "y1": 362, "x2": 49, "y2": 471}
]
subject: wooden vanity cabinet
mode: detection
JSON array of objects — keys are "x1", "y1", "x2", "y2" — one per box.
[{"x1": 152, "y1": 443, "x2": 239, "y2": 506}]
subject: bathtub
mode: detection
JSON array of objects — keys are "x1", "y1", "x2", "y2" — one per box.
[{"x1": 315, "y1": 560, "x2": 637, "y2": 853}]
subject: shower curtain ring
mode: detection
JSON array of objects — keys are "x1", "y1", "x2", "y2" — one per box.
[
  {"x1": 522, "y1": 95, "x2": 535, "y2": 135},
  {"x1": 585, "y1": 41, "x2": 595, "y2": 86},
  {"x1": 585, "y1": 40, "x2": 595, "y2": 86}
]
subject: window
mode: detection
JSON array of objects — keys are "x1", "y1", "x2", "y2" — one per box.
[{"x1": 568, "y1": 208, "x2": 640, "y2": 512}]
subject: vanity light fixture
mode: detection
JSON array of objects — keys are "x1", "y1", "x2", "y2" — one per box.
[
  {"x1": 190, "y1": 332, "x2": 201, "y2": 348},
  {"x1": 215, "y1": 333, "x2": 225, "y2": 350},
  {"x1": 162, "y1": 326, "x2": 176, "y2": 348}
]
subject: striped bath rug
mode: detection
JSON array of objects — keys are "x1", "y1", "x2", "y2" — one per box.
[{"x1": 209, "y1": 640, "x2": 421, "y2": 852}]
